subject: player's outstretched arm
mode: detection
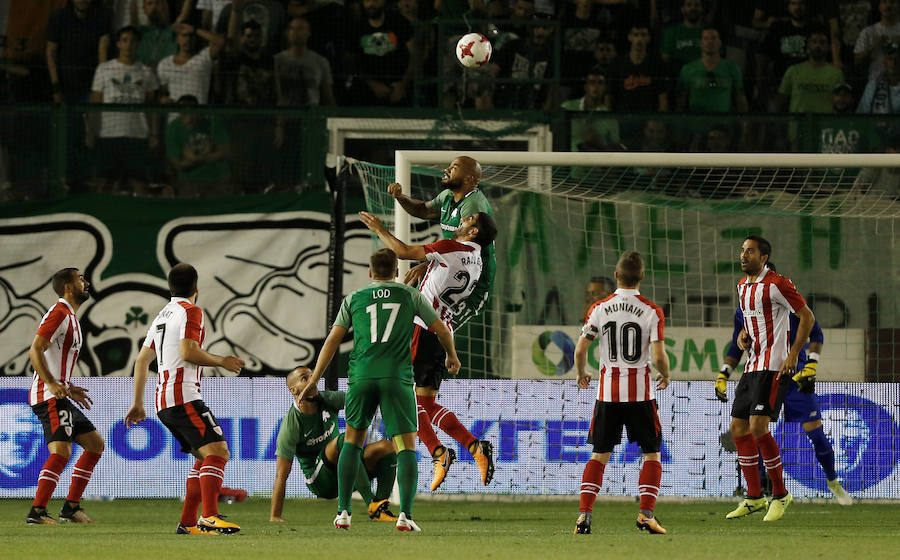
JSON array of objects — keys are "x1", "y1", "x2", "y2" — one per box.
[
  {"x1": 387, "y1": 183, "x2": 440, "y2": 220},
  {"x1": 574, "y1": 336, "x2": 592, "y2": 389},
  {"x1": 180, "y1": 338, "x2": 244, "y2": 373},
  {"x1": 358, "y1": 212, "x2": 427, "y2": 261},
  {"x1": 270, "y1": 456, "x2": 293, "y2": 522},
  {"x1": 126, "y1": 345, "x2": 156, "y2": 427},
  {"x1": 299, "y1": 325, "x2": 347, "y2": 401},
  {"x1": 28, "y1": 335, "x2": 68, "y2": 400},
  {"x1": 780, "y1": 305, "x2": 815, "y2": 378},
  {"x1": 430, "y1": 318, "x2": 461, "y2": 375},
  {"x1": 651, "y1": 341, "x2": 670, "y2": 390}
]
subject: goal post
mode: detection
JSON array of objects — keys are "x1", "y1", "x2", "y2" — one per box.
[{"x1": 351, "y1": 150, "x2": 900, "y2": 498}]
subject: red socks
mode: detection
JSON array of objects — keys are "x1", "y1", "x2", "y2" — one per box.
[
  {"x1": 756, "y1": 432, "x2": 787, "y2": 496},
  {"x1": 735, "y1": 433, "x2": 762, "y2": 497},
  {"x1": 65, "y1": 450, "x2": 102, "y2": 503},
  {"x1": 33, "y1": 453, "x2": 69, "y2": 508},
  {"x1": 416, "y1": 401, "x2": 442, "y2": 455},
  {"x1": 578, "y1": 458, "x2": 605, "y2": 513},
  {"x1": 417, "y1": 395, "x2": 477, "y2": 450},
  {"x1": 638, "y1": 460, "x2": 662, "y2": 512},
  {"x1": 181, "y1": 459, "x2": 204, "y2": 526},
  {"x1": 199, "y1": 455, "x2": 228, "y2": 518}
]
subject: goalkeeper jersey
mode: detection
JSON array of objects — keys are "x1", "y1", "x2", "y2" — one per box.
[{"x1": 275, "y1": 391, "x2": 344, "y2": 480}]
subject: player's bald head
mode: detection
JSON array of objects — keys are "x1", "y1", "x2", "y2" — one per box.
[
  {"x1": 286, "y1": 366, "x2": 311, "y2": 387},
  {"x1": 458, "y1": 156, "x2": 482, "y2": 183}
]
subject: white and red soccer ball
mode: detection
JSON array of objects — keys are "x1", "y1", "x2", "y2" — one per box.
[{"x1": 456, "y1": 32, "x2": 492, "y2": 68}]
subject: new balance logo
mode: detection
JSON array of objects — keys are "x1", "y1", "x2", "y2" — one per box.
[{"x1": 754, "y1": 405, "x2": 764, "y2": 411}]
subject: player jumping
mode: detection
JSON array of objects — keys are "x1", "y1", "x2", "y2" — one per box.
[{"x1": 359, "y1": 210, "x2": 498, "y2": 491}]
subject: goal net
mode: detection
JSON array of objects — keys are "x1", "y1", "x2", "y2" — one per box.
[{"x1": 353, "y1": 151, "x2": 900, "y2": 499}]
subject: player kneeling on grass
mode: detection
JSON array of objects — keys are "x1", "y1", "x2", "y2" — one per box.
[
  {"x1": 271, "y1": 367, "x2": 399, "y2": 523},
  {"x1": 573, "y1": 251, "x2": 670, "y2": 536},
  {"x1": 126, "y1": 263, "x2": 245, "y2": 535}
]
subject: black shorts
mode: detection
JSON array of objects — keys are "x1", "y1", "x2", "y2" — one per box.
[
  {"x1": 731, "y1": 370, "x2": 787, "y2": 421},
  {"x1": 157, "y1": 400, "x2": 226, "y2": 454},
  {"x1": 412, "y1": 325, "x2": 447, "y2": 391},
  {"x1": 588, "y1": 400, "x2": 662, "y2": 454},
  {"x1": 31, "y1": 398, "x2": 96, "y2": 443}
]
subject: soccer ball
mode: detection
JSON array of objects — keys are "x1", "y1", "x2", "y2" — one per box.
[{"x1": 456, "y1": 33, "x2": 492, "y2": 68}]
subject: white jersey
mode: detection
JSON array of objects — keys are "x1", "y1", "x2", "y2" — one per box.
[
  {"x1": 737, "y1": 266, "x2": 807, "y2": 373},
  {"x1": 415, "y1": 239, "x2": 483, "y2": 331},
  {"x1": 30, "y1": 299, "x2": 83, "y2": 406},
  {"x1": 91, "y1": 59, "x2": 159, "y2": 138},
  {"x1": 582, "y1": 288, "x2": 664, "y2": 403},
  {"x1": 143, "y1": 297, "x2": 206, "y2": 411},
  {"x1": 157, "y1": 47, "x2": 214, "y2": 104}
]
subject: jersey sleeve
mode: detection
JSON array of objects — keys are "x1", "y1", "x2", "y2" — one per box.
[
  {"x1": 36, "y1": 307, "x2": 67, "y2": 341},
  {"x1": 809, "y1": 320, "x2": 824, "y2": 345},
  {"x1": 91, "y1": 64, "x2": 104, "y2": 93},
  {"x1": 142, "y1": 321, "x2": 156, "y2": 349},
  {"x1": 458, "y1": 192, "x2": 491, "y2": 218},
  {"x1": 411, "y1": 289, "x2": 440, "y2": 326},
  {"x1": 183, "y1": 306, "x2": 203, "y2": 342},
  {"x1": 727, "y1": 307, "x2": 745, "y2": 361},
  {"x1": 773, "y1": 275, "x2": 807, "y2": 313},
  {"x1": 426, "y1": 189, "x2": 450, "y2": 209},
  {"x1": 275, "y1": 412, "x2": 300, "y2": 460},
  {"x1": 581, "y1": 305, "x2": 601, "y2": 340},
  {"x1": 320, "y1": 390, "x2": 346, "y2": 411},
  {"x1": 333, "y1": 294, "x2": 353, "y2": 329},
  {"x1": 649, "y1": 304, "x2": 664, "y2": 343}
]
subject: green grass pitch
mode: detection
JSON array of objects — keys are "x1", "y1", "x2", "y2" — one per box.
[{"x1": 2, "y1": 498, "x2": 897, "y2": 559}]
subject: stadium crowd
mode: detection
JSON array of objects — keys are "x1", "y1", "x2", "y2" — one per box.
[{"x1": 1, "y1": 0, "x2": 899, "y2": 198}]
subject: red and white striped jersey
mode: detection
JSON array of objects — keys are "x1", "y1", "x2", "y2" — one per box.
[
  {"x1": 143, "y1": 297, "x2": 206, "y2": 411},
  {"x1": 415, "y1": 239, "x2": 483, "y2": 331},
  {"x1": 30, "y1": 299, "x2": 83, "y2": 406},
  {"x1": 582, "y1": 289, "x2": 665, "y2": 403},
  {"x1": 737, "y1": 266, "x2": 807, "y2": 373}
]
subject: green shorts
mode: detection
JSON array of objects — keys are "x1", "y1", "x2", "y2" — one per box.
[
  {"x1": 345, "y1": 377, "x2": 417, "y2": 437},
  {"x1": 306, "y1": 433, "x2": 343, "y2": 499}
]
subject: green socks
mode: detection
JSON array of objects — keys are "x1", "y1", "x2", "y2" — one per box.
[
  {"x1": 373, "y1": 452, "x2": 398, "y2": 502},
  {"x1": 337, "y1": 442, "x2": 362, "y2": 513},
  {"x1": 397, "y1": 449, "x2": 417, "y2": 515}
]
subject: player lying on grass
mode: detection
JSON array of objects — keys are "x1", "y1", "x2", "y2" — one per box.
[
  {"x1": 359, "y1": 210, "x2": 498, "y2": 492},
  {"x1": 271, "y1": 367, "x2": 399, "y2": 523}
]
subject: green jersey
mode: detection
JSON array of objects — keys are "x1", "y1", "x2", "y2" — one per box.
[
  {"x1": 274, "y1": 390, "x2": 345, "y2": 479},
  {"x1": 334, "y1": 281, "x2": 438, "y2": 383},
  {"x1": 427, "y1": 188, "x2": 496, "y2": 324}
]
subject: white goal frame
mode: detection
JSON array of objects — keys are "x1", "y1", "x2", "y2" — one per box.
[{"x1": 392, "y1": 150, "x2": 900, "y2": 275}]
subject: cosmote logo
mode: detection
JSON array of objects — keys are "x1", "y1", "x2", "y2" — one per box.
[
  {"x1": 0, "y1": 389, "x2": 47, "y2": 489},
  {"x1": 776, "y1": 393, "x2": 898, "y2": 493}
]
